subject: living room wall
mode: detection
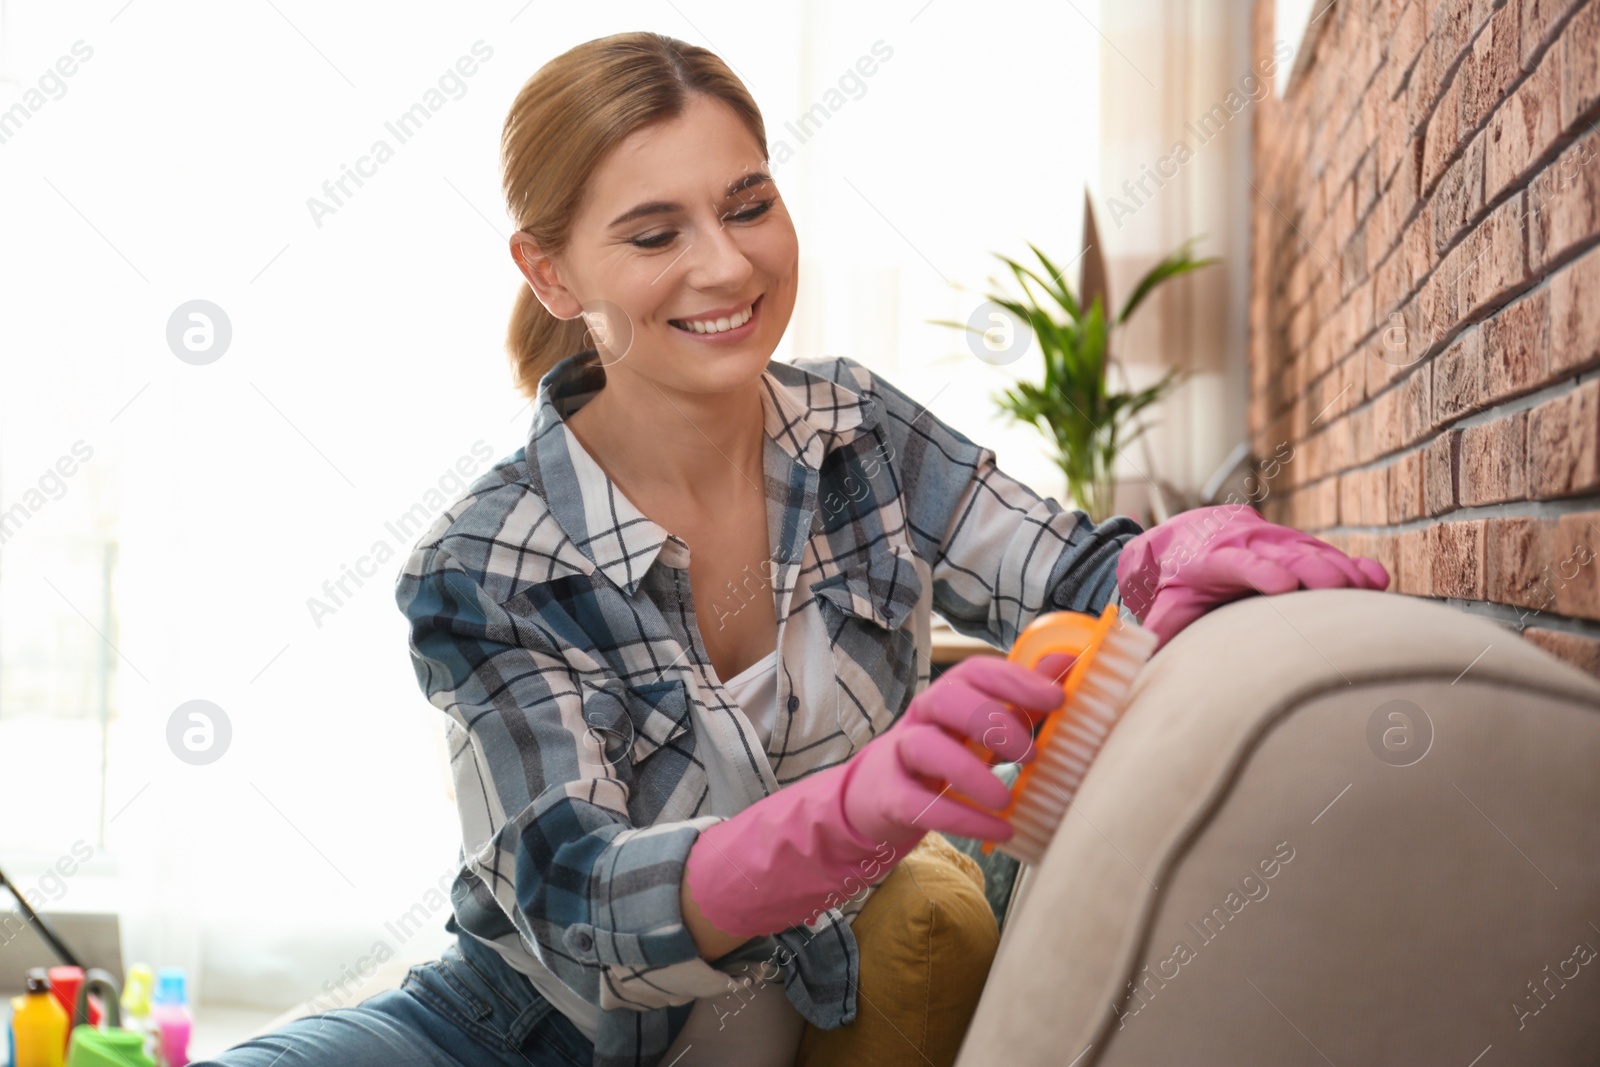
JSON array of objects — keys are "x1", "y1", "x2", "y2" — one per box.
[{"x1": 1248, "y1": 0, "x2": 1600, "y2": 676}]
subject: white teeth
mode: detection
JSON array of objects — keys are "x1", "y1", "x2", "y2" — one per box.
[{"x1": 671, "y1": 301, "x2": 754, "y2": 334}]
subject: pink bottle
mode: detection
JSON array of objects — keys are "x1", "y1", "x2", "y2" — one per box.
[{"x1": 150, "y1": 968, "x2": 192, "y2": 1067}]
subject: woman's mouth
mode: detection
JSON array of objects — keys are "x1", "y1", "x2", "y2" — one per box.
[{"x1": 668, "y1": 294, "x2": 762, "y2": 340}]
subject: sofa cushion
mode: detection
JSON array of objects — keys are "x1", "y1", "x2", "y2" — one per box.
[{"x1": 958, "y1": 589, "x2": 1600, "y2": 1065}]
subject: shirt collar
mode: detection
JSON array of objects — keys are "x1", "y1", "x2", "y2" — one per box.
[{"x1": 526, "y1": 348, "x2": 878, "y2": 594}]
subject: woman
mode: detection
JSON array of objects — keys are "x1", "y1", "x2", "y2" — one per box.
[{"x1": 196, "y1": 30, "x2": 1387, "y2": 1067}]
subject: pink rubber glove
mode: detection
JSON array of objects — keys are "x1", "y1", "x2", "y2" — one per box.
[
  {"x1": 1116, "y1": 503, "x2": 1390, "y2": 650},
  {"x1": 683, "y1": 656, "x2": 1066, "y2": 939}
]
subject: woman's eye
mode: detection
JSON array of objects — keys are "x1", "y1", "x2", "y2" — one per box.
[
  {"x1": 629, "y1": 200, "x2": 775, "y2": 250},
  {"x1": 724, "y1": 198, "x2": 775, "y2": 224},
  {"x1": 630, "y1": 231, "x2": 675, "y2": 250}
]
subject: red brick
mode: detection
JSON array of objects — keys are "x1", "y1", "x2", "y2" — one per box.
[
  {"x1": 1560, "y1": 0, "x2": 1600, "y2": 129},
  {"x1": 1398, "y1": 526, "x2": 1435, "y2": 596},
  {"x1": 1328, "y1": 415, "x2": 1357, "y2": 473},
  {"x1": 1374, "y1": 251, "x2": 1408, "y2": 322},
  {"x1": 1348, "y1": 279, "x2": 1376, "y2": 348},
  {"x1": 1339, "y1": 471, "x2": 1364, "y2": 524},
  {"x1": 1373, "y1": 386, "x2": 1408, "y2": 460},
  {"x1": 1388, "y1": 449, "x2": 1428, "y2": 520},
  {"x1": 1366, "y1": 528, "x2": 1402, "y2": 587},
  {"x1": 1527, "y1": 127, "x2": 1600, "y2": 271},
  {"x1": 1402, "y1": 362, "x2": 1435, "y2": 444},
  {"x1": 1403, "y1": 200, "x2": 1435, "y2": 289},
  {"x1": 1458, "y1": 409, "x2": 1529, "y2": 504},
  {"x1": 1456, "y1": 192, "x2": 1531, "y2": 319},
  {"x1": 1396, "y1": 286, "x2": 1428, "y2": 360},
  {"x1": 1462, "y1": 1, "x2": 1525, "y2": 131},
  {"x1": 1409, "y1": 20, "x2": 1443, "y2": 129},
  {"x1": 1522, "y1": 629, "x2": 1600, "y2": 679},
  {"x1": 1431, "y1": 518, "x2": 1489, "y2": 597},
  {"x1": 1522, "y1": 0, "x2": 1585, "y2": 68},
  {"x1": 1425, "y1": 429, "x2": 1462, "y2": 513},
  {"x1": 1423, "y1": 78, "x2": 1464, "y2": 195},
  {"x1": 1392, "y1": 0, "x2": 1429, "y2": 97},
  {"x1": 1552, "y1": 512, "x2": 1600, "y2": 619},
  {"x1": 1433, "y1": 325, "x2": 1485, "y2": 425},
  {"x1": 1379, "y1": 99, "x2": 1414, "y2": 194},
  {"x1": 1481, "y1": 287, "x2": 1552, "y2": 401},
  {"x1": 1433, "y1": 0, "x2": 1480, "y2": 77},
  {"x1": 1427, "y1": 266, "x2": 1459, "y2": 346},
  {"x1": 1292, "y1": 478, "x2": 1341, "y2": 530},
  {"x1": 1365, "y1": 465, "x2": 1391, "y2": 524},
  {"x1": 1395, "y1": 132, "x2": 1425, "y2": 224},
  {"x1": 1550, "y1": 242, "x2": 1600, "y2": 373},
  {"x1": 1528, "y1": 378, "x2": 1600, "y2": 498},
  {"x1": 1485, "y1": 45, "x2": 1562, "y2": 202},
  {"x1": 1432, "y1": 130, "x2": 1487, "y2": 253},
  {"x1": 1343, "y1": 223, "x2": 1371, "y2": 294},
  {"x1": 1487, "y1": 514, "x2": 1557, "y2": 609}
]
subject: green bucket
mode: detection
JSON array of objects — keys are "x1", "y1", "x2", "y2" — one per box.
[{"x1": 64, "y1": 969, "x2": 155, "y2": 1067}]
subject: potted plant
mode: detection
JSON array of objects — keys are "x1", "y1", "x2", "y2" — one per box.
[{"x1": 932, "y1": 195, "x2": 1217, "y2": 522}]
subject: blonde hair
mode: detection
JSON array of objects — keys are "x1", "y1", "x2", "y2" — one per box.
[{"x1": 500, "y1": 31, "x2": 769, "y2": 400}]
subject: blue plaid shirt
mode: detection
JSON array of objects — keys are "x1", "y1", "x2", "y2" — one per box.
[{"x1": 394, "y1": 349, "x2": 1141, "y2": 1066}]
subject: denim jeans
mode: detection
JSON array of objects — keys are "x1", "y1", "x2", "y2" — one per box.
[{"x1": 191, "y1": 934, "x2": 595, "y2": 1066}]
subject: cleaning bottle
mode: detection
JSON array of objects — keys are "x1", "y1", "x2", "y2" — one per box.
[
  {"x1": 118, "y1": 966, "x2": 158, "y2": 1066},
  {"x1": 149, "y1": 970, "x2": 190, "y2": 1067},
  {"x1": 13, "y1": 969, "x2": 67, "y2": 1067},
  {"x1": 43, "y1": 970, "x2": 101, "y2": 1060}
]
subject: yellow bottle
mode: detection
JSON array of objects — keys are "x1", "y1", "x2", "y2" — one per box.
[{"x1": 13, "y1": 968, "x2": 67, "y2": 1067}]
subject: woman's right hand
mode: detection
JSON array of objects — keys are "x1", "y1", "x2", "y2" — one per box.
[
  {"x1": 838, "y1": 655, "x2": 1069, "y2": 846},
  {"x1": 683, "y1": 652, "x2": 1070, "y2": 941}
]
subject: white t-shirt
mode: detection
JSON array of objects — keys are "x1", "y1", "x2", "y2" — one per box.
[
  {"x1": 721, "y1": 648, "x2": 780, "y2": 746},
  {"x1": 660, "y1": 646, "x2": 806, "y2": 1067}
]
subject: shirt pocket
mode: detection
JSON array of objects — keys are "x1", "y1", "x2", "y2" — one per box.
[
  {"x1": 810, "y1": 544, "x2": 925, "y2": 748},
  {"x1": 577, "y1": 675, "x2": 692, "y2": 771}
]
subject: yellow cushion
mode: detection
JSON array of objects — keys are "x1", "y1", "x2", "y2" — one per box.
[{"x1": 795, "y1": 832, "x2": 999, "y2": 1067}]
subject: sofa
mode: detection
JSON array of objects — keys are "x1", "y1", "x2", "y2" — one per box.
[
  {"x1": 247, "y1": 586, "x2": 1600, "y2": 1064},
  {"x1": 957, "y1": 587, "x2": 1600, "y2": 1065}
]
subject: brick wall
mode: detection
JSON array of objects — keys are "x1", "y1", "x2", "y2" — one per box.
[{"x1": 1248, "y1": 0, "x2": 1600, "y2": 677}]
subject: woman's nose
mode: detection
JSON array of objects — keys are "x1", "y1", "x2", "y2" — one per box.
[{"x1": 683, "y1": 211, "x2": 755, "y2": 289}]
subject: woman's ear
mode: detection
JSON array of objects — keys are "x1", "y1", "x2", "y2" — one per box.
[{"x1": 510, "y1": 231, "x2": 582, "y2": 320}]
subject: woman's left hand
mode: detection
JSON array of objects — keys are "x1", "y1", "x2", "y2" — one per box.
[{"x1": 1115, "y1": 504, "x2": 1389, "y2": 650}]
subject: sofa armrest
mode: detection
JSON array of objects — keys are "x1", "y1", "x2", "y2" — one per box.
[{"x1": 959, "y1": 589, "x2": 1600, "y2": 1065}]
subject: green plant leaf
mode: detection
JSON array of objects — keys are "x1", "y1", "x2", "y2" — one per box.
[
  {"x1": 993, "y1": 252, "x2": 1078, "y2": 323},
  {"x1": 1117, "y1": 238, "x2": 1220, "y2": 324},
  {"x1": 1023, "y1": 242, "x2": 1082, "y2": 320}
]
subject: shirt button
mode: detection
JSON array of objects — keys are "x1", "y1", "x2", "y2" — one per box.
[
  {"x1": 787, "y1": 694, "x2": 799, "y2": 712},
  {"x1": 571, "y1": 930, "x2": 594, "y2": 952}
]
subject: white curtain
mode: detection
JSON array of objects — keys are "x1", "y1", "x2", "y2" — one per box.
[
  {"x1": 0, "y1": 0, "x2": 1102, "y2": 1010},
  {"x1": 1093, "y1": 0, "x2": 1257, "y2": 517}
]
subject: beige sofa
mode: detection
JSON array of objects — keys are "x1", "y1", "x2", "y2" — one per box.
[{"x1": 960, "y1": 588, "x2": 1600, "y2": 1065}]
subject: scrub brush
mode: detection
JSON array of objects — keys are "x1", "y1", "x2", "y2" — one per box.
[{"x1": 975, "y1": 602, "x2": 1158, "y2": 865}]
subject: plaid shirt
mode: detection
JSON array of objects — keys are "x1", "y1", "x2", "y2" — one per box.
[{"x1": 394, "y1": 349, "x2": 1141, "y2": 1066}]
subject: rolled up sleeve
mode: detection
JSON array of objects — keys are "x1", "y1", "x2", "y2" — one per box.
[{"x1": 397, "y1": 545, "x2": 733, "y2": 1011}]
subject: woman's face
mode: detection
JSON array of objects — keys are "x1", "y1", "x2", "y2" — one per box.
[{"x1": 515, "y1": 93, "x2": 798, "y2": 396}]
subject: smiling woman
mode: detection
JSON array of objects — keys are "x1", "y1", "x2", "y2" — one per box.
[{"x1": 190, "y1": 26, "x2": 1387, "y2": 1067}]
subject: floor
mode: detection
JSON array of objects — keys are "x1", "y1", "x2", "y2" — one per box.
[{"x1": 190, "y1": 1002, "x2": 290, "y2": 1060}]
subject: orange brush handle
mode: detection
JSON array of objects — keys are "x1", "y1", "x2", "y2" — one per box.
[{"x1": 951, "y1": 603, "x2": 1122, "y2": 851}]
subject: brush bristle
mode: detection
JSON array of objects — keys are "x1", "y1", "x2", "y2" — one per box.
[{"x1": 995, "y1": 621, "x2": 1157, "y2": 866}]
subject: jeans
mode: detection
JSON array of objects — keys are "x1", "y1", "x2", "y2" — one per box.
[{"x1": 191, "y1": 934, "x2": 596, "y2": 1066}]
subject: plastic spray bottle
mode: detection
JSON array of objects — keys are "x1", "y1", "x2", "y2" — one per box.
[
  {"x1": 149, "y1": 969, "x2": 191, "y2": 1067},
  {"x1": 119, "y1": 965, "x2": 160, "y2": 1066}
]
